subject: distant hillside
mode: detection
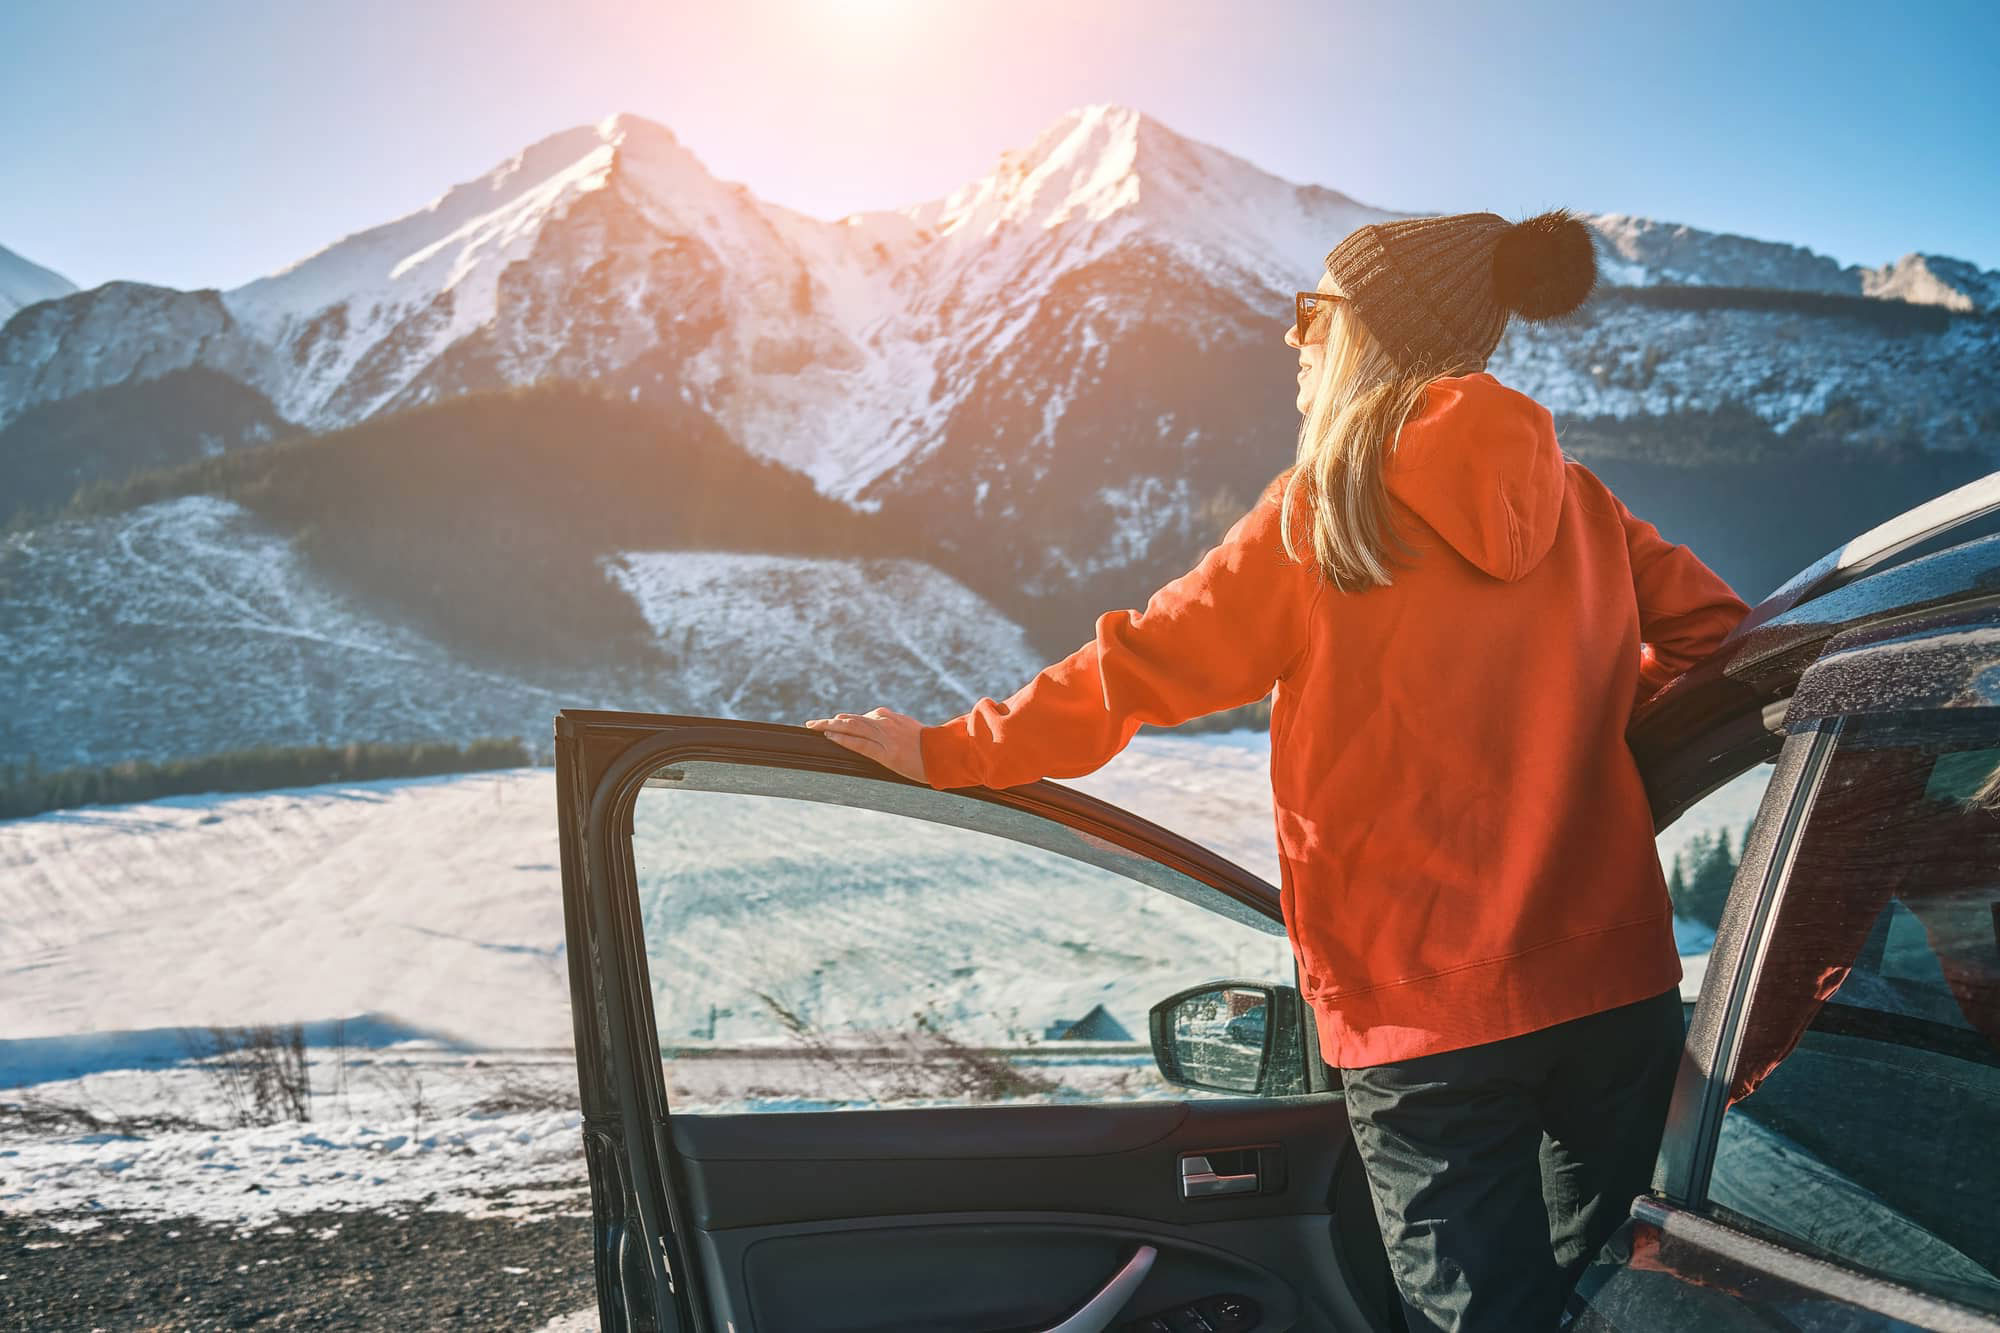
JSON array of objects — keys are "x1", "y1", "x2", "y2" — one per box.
[
  {"x1": 892, "y1": 392, "x2": 1994, "y2": 659},
  {"x1": 70, "y1": 383, "x2": 902, "y2": 669},
  {"x1": 1, "y1": 491, "x2": 1044, "y2": 770},
  {"x1": 1559, "y1": 405, "x2": 1993, "y2": 606},
  {"x1": 0, "y1": 368, "x2": 289, "y2": 526}
]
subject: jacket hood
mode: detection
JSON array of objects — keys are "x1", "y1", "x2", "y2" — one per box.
[{"x1": 1383, "y1": 372, "x2": 1566, "y2": 582}]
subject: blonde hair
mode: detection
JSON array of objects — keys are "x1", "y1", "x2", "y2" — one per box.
[{"x1": 1280, "y1": 295, "x2": 1457, "y2": 591}]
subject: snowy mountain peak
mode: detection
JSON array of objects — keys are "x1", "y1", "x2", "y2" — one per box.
[
  {"x1": 594, "y1": 110, "x2": 680, "y2": 145},
  {"x1": 905, "y1": 103, "x2": 1392, "y2": 293},
  {"x1": 227, "y1": 124, "x2": 612, "y2": 332},
  {"x1": 0, "y1": 243, "x2": 80, "y2": 322},
  {"x1": 210, "y1": 108, "x2": 768, "y2": 424},
  {"x1": 594, "y1": 110, "x2": 748, "y2": 215},
  {"x1": 916, "y1": 103, "x2": 1147, "y2": 240}
]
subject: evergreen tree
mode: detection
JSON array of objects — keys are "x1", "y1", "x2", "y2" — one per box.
[
  {"x1": 0, "y1": 738, "x2": 532, "y2": 821},
  {"x1": 1679, "y1": 829, "x2": 1739, "y2": 930}
]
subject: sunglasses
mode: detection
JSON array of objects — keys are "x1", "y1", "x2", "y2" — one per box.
[{"x1": 1294, "y1": 290, "x2": 1346, "y2": 344}]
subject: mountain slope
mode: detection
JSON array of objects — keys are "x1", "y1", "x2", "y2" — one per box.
[
  {"x1": 0, "y1": 282, "x2": 268, "y2": 425},
  {"x1": 0, "y1": 243, "x2": 77, "y2": 321},
  {"x1": 0, "y1": 492, "x2": 1045, "y2": 770},
  {"x1": 0, "y1": 367, "x2": 288, "y2": 523},
  {"x1": 70, "y1": 384, "x2": 896, "y2": 666}
]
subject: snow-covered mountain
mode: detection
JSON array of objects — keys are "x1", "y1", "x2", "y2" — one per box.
[
  {"x1": 0, "y1": 243, "x2": 78, "y2": 321},
  {"x1": 1589, "y1": 214, "x2": 2000, "y2": 309},
  {"x1": 5, "y1": 105, "x2": 1994, "y2": 497}
]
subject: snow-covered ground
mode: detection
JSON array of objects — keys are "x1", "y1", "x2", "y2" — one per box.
[
  {"x1": 2, "y1": 1050, "x2": 585, "y2": 1228},
  {"x1": 1, "y1": 728, "x2": 1742, "y2": 1230},
  {"x1": 0, "y1": 731, "x2": 1272, "y2": 1055},
  {"x1": 0, "y1": 731, "x2": 1282, "y2": 1228}
]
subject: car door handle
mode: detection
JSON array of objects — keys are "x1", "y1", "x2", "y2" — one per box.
[
  {"x1": 1033, "y1": 1243, "x2": 1157, "y2": 1332},
  {"x1": 1180, "y1": 1153, "x2": 1259, "y2": 1198}
]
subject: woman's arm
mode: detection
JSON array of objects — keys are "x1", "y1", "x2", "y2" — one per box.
[
  {"x1": 808, "y1": 474, "x2": 1318, "y2": 789},
  {"x1": 1614, "y1": 491, "x2": 1752, "y2": 707}
]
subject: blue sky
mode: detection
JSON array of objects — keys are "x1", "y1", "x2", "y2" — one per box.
[{"x1": 3, "y1": 0, "x2": 1995, "y2": 292}]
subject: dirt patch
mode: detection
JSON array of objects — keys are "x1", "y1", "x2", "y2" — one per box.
[{"x1": 0, "y1": 1193, "x2": 595, "y2": 1330}]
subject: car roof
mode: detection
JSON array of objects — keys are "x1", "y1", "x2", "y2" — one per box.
[
  {"x1": 1629, "y1": 471, "x2": 2000, "y2": 808},
  {"x1": 1729, "y1": 472, "x2": 2000, "y2": 640},
  {"x1": 1664, "y1": 471, "x2": 1999, "y2": 703}
]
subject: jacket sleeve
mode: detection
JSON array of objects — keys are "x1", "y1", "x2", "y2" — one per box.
[
  {"x1": 919, "y1": 476, "x2": 1319, "y2": 790},
  {"x1": 1614, "y1": 492, "x2": 1752, "y2": 707}
]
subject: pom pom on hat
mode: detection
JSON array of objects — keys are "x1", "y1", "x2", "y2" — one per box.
[{"x1": 1492, "y1": 209, "x2": 1598, "y2": 321}]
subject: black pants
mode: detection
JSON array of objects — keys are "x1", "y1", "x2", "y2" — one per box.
[{"x1": 1337, "y1": 988, "x2": 1685, "y2": 1333}]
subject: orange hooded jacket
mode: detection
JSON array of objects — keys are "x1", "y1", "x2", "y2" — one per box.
[{"x1": 918, "y1": 372, "x2": 1753, "y2": 1067}]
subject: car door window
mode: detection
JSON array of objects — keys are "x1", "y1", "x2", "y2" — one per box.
[
  {"x1": 627, "y1": 759, "x2": 1299, "y2": 1114},
  {"x1": 1657, "y1": 762, "x2": 1777, "y2": 1001},
  {"x1": 1708, "y1": 710, "x2": 2000, "y2": 1313}
]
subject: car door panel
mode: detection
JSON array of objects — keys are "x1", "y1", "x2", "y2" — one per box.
[
  {"x1": 556, "y1": 711, "x2": 1394, "y2": 1332},
  {"x1": 673, "y1": 1097, "x2": 1380, "y2": 1329},
  {"x1": 708, "y1": 1215, "x2": 1371, "y2": 1333},
  {"x1": 671, "y1": 1097, "x2": 1341, "y2": 1230}
]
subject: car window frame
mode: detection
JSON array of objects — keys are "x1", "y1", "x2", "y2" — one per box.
[{"x1": 1658, "y1": 716, "x2": 1842, "y2": 1207}]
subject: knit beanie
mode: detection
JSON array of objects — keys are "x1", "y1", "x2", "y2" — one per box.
[{"x1": 1323, "y1": 209, "x2": 1598, "y2": 374}]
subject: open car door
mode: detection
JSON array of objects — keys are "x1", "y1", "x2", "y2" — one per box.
[{"x1": 554, "y1": 712, "x2": 1404, "y2": 1333}]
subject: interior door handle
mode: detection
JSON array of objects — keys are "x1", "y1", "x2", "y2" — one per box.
[
  {"x1": 1181, "y1": 1153, "x2": 1259, "y2": 1198},
  {"x1": 1034, "y1": 1243, "x2": 1157, "y2": 1333}
]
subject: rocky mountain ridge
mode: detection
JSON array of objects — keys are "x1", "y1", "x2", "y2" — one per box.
[{"x1": 4, "y1": 105, "x2": 1994, "y2": 502}]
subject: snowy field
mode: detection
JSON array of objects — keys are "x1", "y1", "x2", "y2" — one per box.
[{"x1": 0, "y1": 728, "x2": 1753, "y2": 1236}]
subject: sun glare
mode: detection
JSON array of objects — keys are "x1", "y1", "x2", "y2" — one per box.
[{"x1": 823, "y1": 0, "x2": 912, "y2": 17}]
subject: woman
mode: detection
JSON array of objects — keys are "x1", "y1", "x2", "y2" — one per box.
[{"x1": 806, "y1": 209, "x2": 1750, "y2": 1332}]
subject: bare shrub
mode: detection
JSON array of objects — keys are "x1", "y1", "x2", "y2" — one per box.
[
  {"x1": 180, "y1": 1023, "x2": 312, "y2": 1127},
  {"x1": 893, "y1": 1003, "x2": 1058, "y2": 1103},
  {"x1": 468, "y1": 1067, "x2": 573, "y2": 1116},
  {"x1": 327, "y1": 1018, "x2": 351, "y2": 1117},
  {"x1": 752, "y1": 992, "x2": 1057, "y2": 1106},
  {"x1": 375, "y1": 1063, "x2": 431, "y2": 1135},
  {"x1": 753, "y1": 990, "x2": 878, "y2": 1104}
]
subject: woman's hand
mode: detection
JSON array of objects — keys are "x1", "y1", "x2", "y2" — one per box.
[{"x1": 802, "y1": 707, "x2": 928, "y2": 784}]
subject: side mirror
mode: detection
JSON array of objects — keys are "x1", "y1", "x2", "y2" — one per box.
[{"x1": 1148, "y1": 980, "x2": 1308, "y2": 1098}]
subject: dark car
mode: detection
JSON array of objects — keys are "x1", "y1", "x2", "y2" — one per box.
[{"x1": 554, "y1": 473, "x2": 2000, "y2": 1332}]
